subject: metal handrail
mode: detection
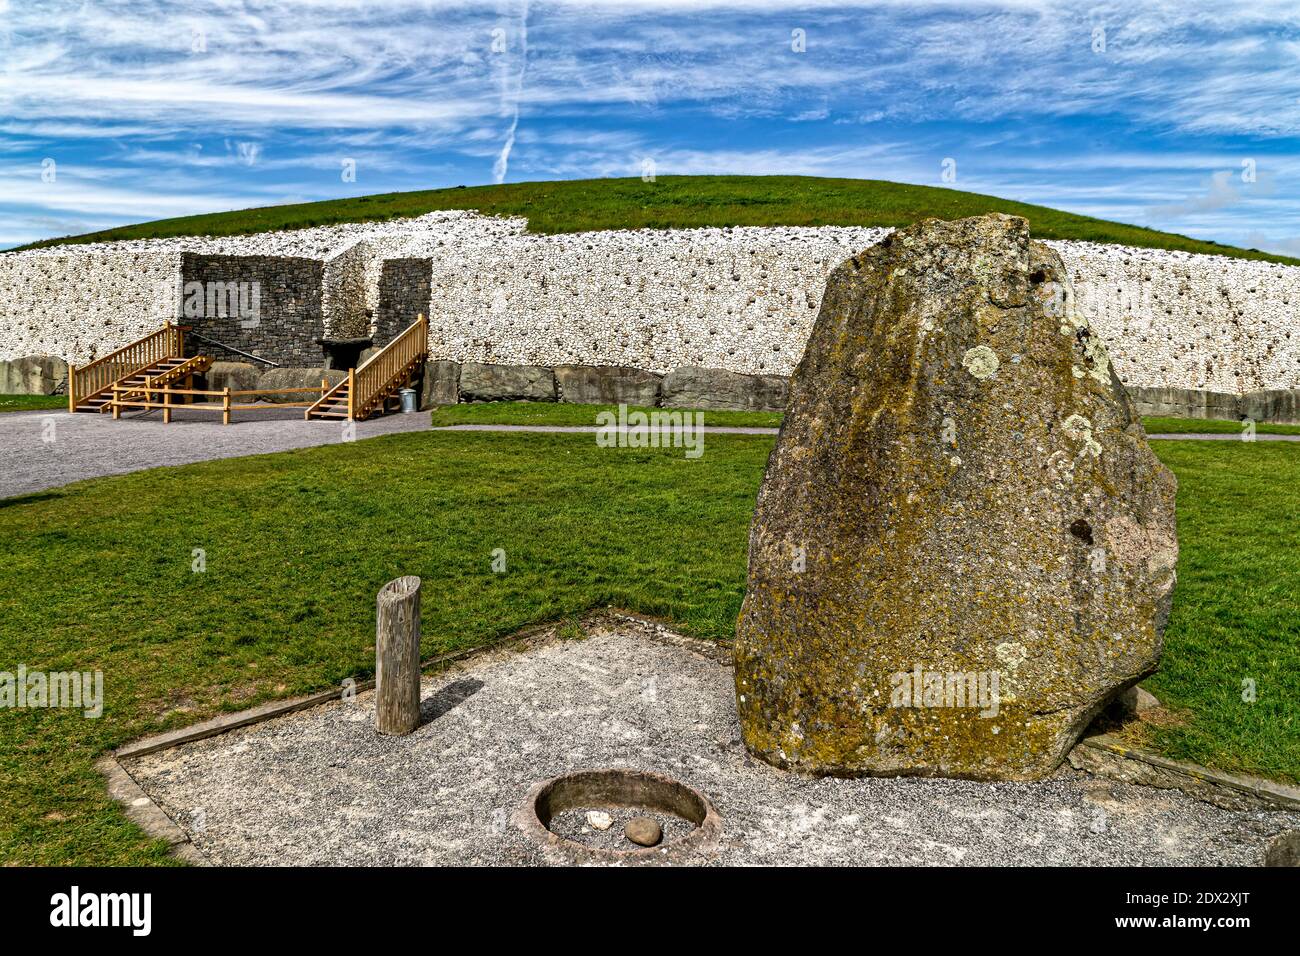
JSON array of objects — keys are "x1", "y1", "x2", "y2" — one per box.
[{"x1": 184, "y1": 330, "x2": 281, "y2": 367}]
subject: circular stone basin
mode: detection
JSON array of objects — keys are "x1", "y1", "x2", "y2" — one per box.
[{"x1": 515, "y1": 769, "x2": 722, "y2": 863}]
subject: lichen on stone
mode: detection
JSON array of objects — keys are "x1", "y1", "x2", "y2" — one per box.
[{"x1": 733, "y1": 213, "x2": 1179, "y2": 782}]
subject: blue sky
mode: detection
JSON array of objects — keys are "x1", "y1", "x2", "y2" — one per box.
[{"x1": 1, "y1": 0, "x2": 1298, "y2": 251}]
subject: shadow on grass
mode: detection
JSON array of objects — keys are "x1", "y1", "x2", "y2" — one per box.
[{"x1": 0, "y1": 490, "x2": 64, "y2": 509}]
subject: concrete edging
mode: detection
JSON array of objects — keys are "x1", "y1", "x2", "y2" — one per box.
[
  {"x1": 96, "y1": 756, "x2": 205, "y2": 864},
  {"x1": 1068, "y1": 733, "x2": 1300, "y2": 812}
]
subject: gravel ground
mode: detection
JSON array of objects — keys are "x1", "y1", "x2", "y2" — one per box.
[
  {"x1": 122, "y1": 625, "x2": 1298, "y2": 866},
  {"x1": 0, "y1": 407, "x2": 433, "y2": 499}
]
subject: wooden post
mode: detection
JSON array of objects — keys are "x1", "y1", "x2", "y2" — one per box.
[
  {"x1": 67, "y1": 365, "x2": 77, "y2": 413},
  {"x1": 111, "y1": 385, "x2": 121, "y2": 419},
  {"x1": 375, "y1": 576, "x2": 422, "y2": 735},
  {"x1": 162, "y1": 386, "x2": 172, "y2": 424},
  {"x1": 347, "y1": 367, "x2": 355, "y2": 421},
  {"x1": 222, "y1": 387, "x2": 231, "y2": 426}
]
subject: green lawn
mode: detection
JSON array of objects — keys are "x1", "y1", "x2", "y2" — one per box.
[
  {"x1": 0, "y1": 395, "x2": 66, "y2": 413},
  {"x1": 0, "y1": 431, "x2": 1295, "y2": 864},
  {"x1": 1142, "y1": 442, "x2": 1300, "y2": 779},
  {"x1": 1142, "y1": 416, "x2": 1300, "y2": 436},
  {"x1": 11, "y1": 176, "x2": 1295, "y2": 265},
  {"x1": 430, "y1": 401, "x2": 783, "y2": 429}
]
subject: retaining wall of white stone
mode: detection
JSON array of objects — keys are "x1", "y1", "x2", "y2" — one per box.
[{"x1": 1, "y1": 211, "x2": 1297, "y2": 393}]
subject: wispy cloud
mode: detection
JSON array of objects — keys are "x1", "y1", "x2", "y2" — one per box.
[{"x1": 1, "y1": 1, "x2": 1299, "y2": 251}]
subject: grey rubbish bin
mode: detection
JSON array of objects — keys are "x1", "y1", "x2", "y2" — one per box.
[{"x1": 399, "y1": 388, "x2": 418, "y2": 413}]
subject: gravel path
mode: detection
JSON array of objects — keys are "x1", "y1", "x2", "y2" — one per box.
[
  {"x1": 0, "y1": 407, "x2": 434, "y2": 500},
  {"x1": 123, "y1": 625, "x2": 1297, "y2": 867},
  {"x1": 5, "y1": 409, "x2": 1295, "y2": 501}
]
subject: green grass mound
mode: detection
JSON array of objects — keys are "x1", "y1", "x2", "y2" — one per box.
[{"x1": 15, "y1": 176, "x2": 1296, "y2": 265}]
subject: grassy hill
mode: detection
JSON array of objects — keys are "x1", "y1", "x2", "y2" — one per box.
[{"x1": 15, "y1": 175, "x2": 1297, "y2": 265}]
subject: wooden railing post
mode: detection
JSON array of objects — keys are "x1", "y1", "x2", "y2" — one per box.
[
  {"x1": 162, "y1": 386, "x2": 172, "y2": 424},
  {"x1": 67, "y1": 364, "x2": 77, "y2": 413},
  {"x1": 222, "y1": 387, "x2": 231, "y2": 425},
  {"x1": 348, "y1": 368, "x2": 355, "y2": 421},
  {"x1": 111, "y1": 385, "x2": 121, "y2": 420},
  {"x1": 375, "y1": 576, "x2": 422, "y2": 735}
]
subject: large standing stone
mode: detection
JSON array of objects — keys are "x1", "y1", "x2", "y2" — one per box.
[{"x1": 734, "y1": 214, "x2": 1179, "y2": 781}]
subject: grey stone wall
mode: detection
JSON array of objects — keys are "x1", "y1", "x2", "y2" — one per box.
[
  {"x1": 1129, "y1": 384, "x2": 1300, "y2": 423},
  {"x1": 376, "y1": 258, "x2": 431, "y2": 348},
  {"x1": 180, "y1": 253, "x2": 324, "y2": 366}
]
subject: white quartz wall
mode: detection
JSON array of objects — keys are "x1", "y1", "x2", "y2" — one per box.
[
  {"x1": 423, "y1": 226, "x2": 889, "y2": 375},
  {"x1": 2, "y1": 211, "x2": 1297, "y2": 392},
  {"x1": 1049, "y1": 241, "x2": 1300, "y2": 392},
  {"x1": 0, "y1": 250, "x2": 180, "y2": 364}
]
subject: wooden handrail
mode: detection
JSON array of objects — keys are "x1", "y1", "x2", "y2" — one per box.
[
  {"x1": 304, "y1": 314, "x2": 427, "y2": 422},
  {"x1": 68, "y1": 322, "x2": 183, "y2": 411},
  {"x1": 110, "y1": 380, "x2": 334, "y2": 424},
  {"x1": 352, "y1": 314, "x2": 427, "y2": 419}
]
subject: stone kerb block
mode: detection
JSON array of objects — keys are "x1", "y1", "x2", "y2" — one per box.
[
  {"x1": 459, "y1": 362, "x2": 555, "y2": 402},
  {"x1": 661, "y1": 366, "x2": 788, "y2": 412},
  {"x1": 554, "y1": 365, "x2": 662, "y2": 406}
]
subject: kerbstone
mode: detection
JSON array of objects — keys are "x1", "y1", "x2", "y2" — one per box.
[
  {"x1": 0, "y1": 355, "x2": 67, "y2": 394},
  {"x1": 254, "y1": 367, "x2": 344, "y2": 403},
  {"x1": 459, "y1": 362, "x2": 555, "y2": 402},
  {"x1": 420, "y1": 359, "x2": 461, "y2": 408},
  {"x1": 555, "y1": 365, "x2": 661, "y2": 406},
  {"x1": 734, "y1": 214, "x2": 1179, "y2": 781},
  {"x1": 661, "y1": 366, "x2": 787, "y2": 412},
  {"x1": 202, "y1": 361, "x2": 259, "y2": 395}
]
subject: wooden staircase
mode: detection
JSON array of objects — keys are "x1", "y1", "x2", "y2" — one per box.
[
  {"x1": 110, "y1": 354, "x2": 214, "y2": 407},
  {"x1": 69, "y1": 322, "x2": 210, "y2": 414},
  {"x1": 306, "y1": 315, "x2": 428, "y2": 422}
]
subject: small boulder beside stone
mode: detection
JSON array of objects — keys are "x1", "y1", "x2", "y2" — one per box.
[
  {"x1": 1104, "y1": 686, "x2": 1162, "y2": 723},
  {"x1": 459, "y1": 362, "x2": 555, "y2": 402}
]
